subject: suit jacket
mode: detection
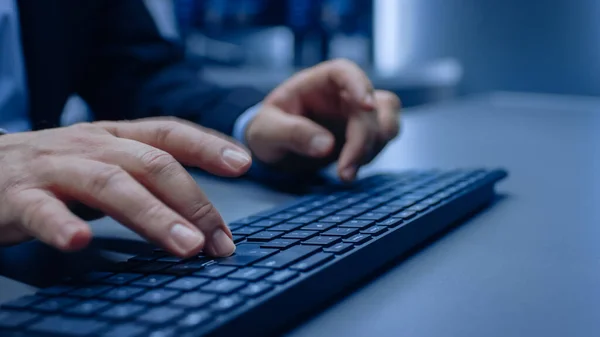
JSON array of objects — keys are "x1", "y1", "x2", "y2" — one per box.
[{"x1": 17, "y1": 0, "x2": 265, "y2": 135}]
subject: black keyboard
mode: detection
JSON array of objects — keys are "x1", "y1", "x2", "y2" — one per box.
[{"x1": 0, "y1": 168, "x2": 507, "y2": 337}]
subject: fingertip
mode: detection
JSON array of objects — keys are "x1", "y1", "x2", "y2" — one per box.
[
  {"x1": 309, "y1": 133, "x2": 335, "y2": 157},
  {"x1": 221, "y1": 148, "x2": 253, "y2": 176},
  {"x1": 339, "y1": 165, "x2": 357, "y2": 182},
  {"x1": 58, "y1": 224, "x2": 92, "y2": 251}
]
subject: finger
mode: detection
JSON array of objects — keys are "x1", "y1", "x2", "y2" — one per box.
[
  {"x1": 42, "y1": 157, "x2": 217, "y2": 258},
  {"x1": 318, "y1": 59, "x2": 376, "y2": 110},
  {"x1": 272, "y1": 59, "x2": 376, "y2": 113},
  {"x1": 337, "y1": 112, "x2": 379, "y2": 182},
  {"x1": 11, "y1": 189, "x2": 92, "y2": 251},
  {"x1": 248, "y1": 106, "x2": 336, "y2": 161},
  {"x1": 94, "y1": 119, "x2": 252, "y2": 177},
  {"x1": 375, "y1": 90, "x2": 402, "y2": 141},
  {"x1": 376, "y1": 92, "x2": 400, "y2": 142},
  {"x1": 99, "y1": 137, "x2": 236, "y2": 257}
]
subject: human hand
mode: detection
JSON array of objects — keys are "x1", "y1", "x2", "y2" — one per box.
[
  {"x1": 245, "y1": 59, "x2": 401, "y2": 181},
  {"x1": 0, "y1": 118, "x2": 252, "y2": 257}
]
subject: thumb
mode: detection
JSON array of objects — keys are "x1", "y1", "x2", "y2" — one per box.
[{"x1": 247, "y1": 106, "x2": 336, "y2": 162}]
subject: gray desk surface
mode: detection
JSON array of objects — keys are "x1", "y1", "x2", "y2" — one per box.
[{"x1": 2, "y1": 92, "x2": 600, "y2": 337}]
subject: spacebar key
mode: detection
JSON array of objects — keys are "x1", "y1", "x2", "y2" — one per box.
[
  {"x1": 218, "y1": 244, "x2": 279, "y2": 267},
  {"x1": 254, "y1": 245, "x2": 320, "y2": 269}
]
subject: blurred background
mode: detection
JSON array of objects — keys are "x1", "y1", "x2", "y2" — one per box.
[{"x1": 141, "y1": 0, "x2": 600, "y2": 108}]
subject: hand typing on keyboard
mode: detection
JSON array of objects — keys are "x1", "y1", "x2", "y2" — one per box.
[
  {"x1": 0, "y1": 119, "x2": 250, "y2": 257},
  {"x1": 245, "y1": 59, "x2": 401, "y2": 182},
  {"x1": 0, "y1": 59, "x2": 400, "y2": 262}
]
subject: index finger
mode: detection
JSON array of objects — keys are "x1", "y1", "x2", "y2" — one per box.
[
  {"x1": 274, "y1": 59, "x2": 377, "y2": 113},
  {"x1": 95, "y1": 119, "x2": 252, "y2": 177}
]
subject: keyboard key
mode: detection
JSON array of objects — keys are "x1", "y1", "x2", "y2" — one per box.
[
  {"x1": 247, "y1": 231, "x2": 283, "y2": 242},
  {"x1": 0, "y1": 310, "x2": 39, "y2": 328},
  {"x1": 343, "y1": 234, "x2": 371, "y2": 245},
  {"x1": 171, "y1": 292, "x2": 216, "y2": 308},
  {"x1": 302, "y1": 236, "x2": 340, "y2": 246},
  {"x1": 80, "y1": 272, "x2": 113, "y2": 283},
  {"x1": 356, "y1": 212, "x2": 388, "y2": 221},
  {"x1": 100, "y1": 304, "x2": 145, "y2": 320},
  {"x1": 320, "y1": 215, "x2": 352, "y2": 223},
  {"x1": 210, "y1": 295, "x2": 243, "y2": 312},
  {"x1": 32, "y1": 297, "x2": 76, "y2": 313},
  {"x1": 201, "y1": 279, "x2": 245, "y2": 294},
  {"x1": 269, "y1": 212, "x2": 296, "y2": 221},
  {"x1": 132, "y1": 262, "x2": 172, "y2": 274},
  {"x1": 100, "y1": 287, "x2": 145, "y2": 301},
  {"x1": 163, "y1": 261, "x2": 209, "y2": 275},
  {"x1": 397, "y1": 210, "x2": 417, "y2": 219},
  {"x1": 165, "y1": 277, "x2": 209, "y2": 291},
  {"x1": 304, "y1": 209, "x2": 334, "y2": 218},
  {"x1": 322, "y1": 227, "x2": 358, "y2": 237},
  {"x1": 38, "y1": 285, "x2": 74, "y2": 296},
  {"x1": 287, "y1": 216, "x2": 318, "y2": 224},
  {"x1": 29, "y1": 316, "x2": 107, "y2": 336},
  {"x1": 290, "y1": 253, "x2": 334, "y2": 272},
  {"x1": 301, "y1": 222, "x2": 337, "y2": 231},
  {"x1": 269, "y1": 223, "x2": 304, "y2": 232},
  {"x1": 335, "y1": 208, "x2": 367, "y2": 216},
  {"x1": 377, "y1": 218, "x2": 404, "y2": 227},
  {"x1": 229, "y1": 216, "x2": 262, "y2": 225},
  {"x1": 218, "y1": 247, "x2": 278, "y2": 267},
  {"x1": 178, "y1": 311, "x2": 212, "y2": 329},
  {"x1": 138, "y1": 307, "x2": 183, "y2": 325},
  {"x1": 232, "y1": 235, "x2": 245, "y2": 243},
  {"x1": 339, "y1": 219, "x2": 374, "y2": 229},
  {"x1": 69, "y1": 285, "x2": 112, "y2": 299},
  {"x1": 132, "y1": 275, "x2": 175, "y2": 288},
  {"x1": 149, "y1": 328, "x2": 177, "y2": 337},
  {"x1": 2, "y1": 295, "x2": 43, "y2": 309},
  {"x1": 232, "y1": 227, "x2": 262, "y2": 236},
  {"x1": 260, "y1": 239, "x2": 299, "y2": 249},
  {"x1": 64, "y1": 300, "x2": 111, "y2": 316},
  {"x1": 194, "y1": 265, "x2": 237, "y2": 278},
  {"x1": 361, "y1": 225, "x2": 388, "y2": 236},
  {"x1": 100, "y1": 323, "x2": 147, "y2": 337},
  {"x1": 228, "y1": 267, "x2": 272, "y2": 281},
  {"x1": 254, "y1": 245, "x2": 320, "y2": 269},
  {"x1": 103, "y1": 273, "x2": 143, "y2": 285},
  {"x1": 323, "y1": 243, "x2": 353, "y2": 254},
  {"x1": 251, "y1": 220, "x2": 281, "y2": 228},
  {"x1": 156, "y1": 256, "x2": 186, "y2": 263},
  {"x1": 135, "y1": 289, "x2": 179, "y2": 304},
  {"x1": 282, "y1": 230, "x2": 318, "y2": 240},
  {"x1": 266, "y1": 270, "x2": 298, "y2": 284},
  {"x1": 240, "y1": 282, "x2": 273, "y2": 297},
  {"x1": 371, "y1": 205, "x2": 404, "y2": 214}
]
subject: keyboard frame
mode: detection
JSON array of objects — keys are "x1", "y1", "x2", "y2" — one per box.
[
  {"x1": 0, "y1": 169, "x2": 508, "y2": 337},
  {"x1": 190, "y1": 169, "x2": 507, "y2": 337}
]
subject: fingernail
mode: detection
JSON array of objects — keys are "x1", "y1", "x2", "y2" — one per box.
[
  {"x1": 210, "y1": 229, "x2": 236, "y2": 256},
  {"x1": 222, "y1": 148, "x2": 251, "y2": 170},
  {"x1": 57, "y1": 226, "x2": 80, "y2": 248},
  {"x1": 170, "y1": 223, "x2": 203, "y2": 254},
  {"x1": 341, "y1": 166, "x2": 356, "y2": 181},
  {"x1": 310, "y1": 134, "x2": 333, "y2": 155}
]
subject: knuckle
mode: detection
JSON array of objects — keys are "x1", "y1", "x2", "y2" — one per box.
[
  {"x1": 187, "y1": 201, "x2": 221, "y2": 228},
  {"x1": 139, "y1": 149, "x2": 180, "y2": 177},
  {"x1": 20, "y1": 195, "x2": 47, "y2": 232},
  {"x1": 329, "y1": 58, "x2": 356, "y2": 70},
  {"x1": 153, "y1": 121, "x2": 179, "y2": 145},
  {"x1": 87, "y1": 165, "x2": 127, "y2": 195}
]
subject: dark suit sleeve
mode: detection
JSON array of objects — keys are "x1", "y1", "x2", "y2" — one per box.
[{"x1": 76, "y1": 0, "x2": 265, "y2": 136}]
